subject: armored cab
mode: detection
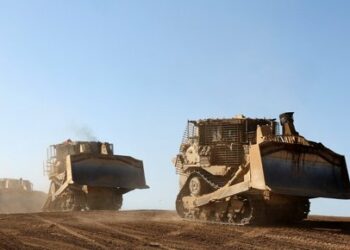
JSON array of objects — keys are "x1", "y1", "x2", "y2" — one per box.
[
  {"x1": 174, "y1": 112, "x2": 350, "y2": 224},
  {"x1": 43, "y1": 140, "x2": 148, "y2": 211}
]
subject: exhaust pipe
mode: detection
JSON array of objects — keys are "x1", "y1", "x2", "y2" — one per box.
[{"x1": 279, "y1": 112, "x2": 299, "y2": 136}]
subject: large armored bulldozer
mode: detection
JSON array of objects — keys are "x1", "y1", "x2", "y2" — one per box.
[
  {"x1": 173, "y1": 112, "x2": 350, "y2": 225},
  {"x1": 43, "y1": 140, "x2": 148, "y2": 211},
  {"x1": 0, "y1": 178, "x2": 46, "y2": 213}
]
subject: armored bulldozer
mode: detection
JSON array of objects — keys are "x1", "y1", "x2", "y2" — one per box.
[
  {"x1": 0, "y1": 178, "x2": 33, "y2": 192},
  {"x1": 173, "y1": 112, "x2": 350, "y2": 224},
  {"x1": 43, "y1": 140, "x2": 148, "y2": 211},
  {"x1": 0, "y1": 178, "x2": 46, "y2": 213}
]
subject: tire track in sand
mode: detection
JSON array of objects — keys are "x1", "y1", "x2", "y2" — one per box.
[{"x1": 31, "y1": 215, "x2": 109, "y2": 249}]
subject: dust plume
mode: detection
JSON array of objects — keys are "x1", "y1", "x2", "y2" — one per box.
[{"x1": 0, "y1": 190, "x2": 47, "y2": 214}]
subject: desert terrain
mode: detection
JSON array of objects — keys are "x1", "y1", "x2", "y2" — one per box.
[{"x1": 0, "y1": 210, "x2": 349, "y2": 250}]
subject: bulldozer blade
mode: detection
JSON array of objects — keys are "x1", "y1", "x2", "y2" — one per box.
[
  {"x1": 260, "y1": 142, "x2": 350, "y2": 199},
  {"x1": 68, "y1": 154, "x2": 149, "y2": 190}
]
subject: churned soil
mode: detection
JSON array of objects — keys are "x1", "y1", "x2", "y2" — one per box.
[{"x1": 0, "y1": 210, "x2": 349, "y2": 250}]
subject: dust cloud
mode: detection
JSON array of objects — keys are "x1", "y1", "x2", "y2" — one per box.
[{"x1": 0, "y1": 190, "x2": 47, "y2": 214}]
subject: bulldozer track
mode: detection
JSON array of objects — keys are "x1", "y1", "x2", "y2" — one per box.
[
  {"x1": 177, "y1": 171, "x2": 263, "y2": 225},
  {"x1": 177, "y1": 171, "x2": 309, "y2": 225}
]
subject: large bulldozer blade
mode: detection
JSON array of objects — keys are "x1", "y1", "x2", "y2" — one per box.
[
  {"x1": 260, "y1": 142, "x2": 350, "y2": 199},
  {"x1": 68, "y1": 154, "x2": 148, "y2": 190}
]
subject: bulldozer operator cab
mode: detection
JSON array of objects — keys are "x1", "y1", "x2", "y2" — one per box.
[{"x1": 45, "y1": 140, "x2": 114, "y2": 176}]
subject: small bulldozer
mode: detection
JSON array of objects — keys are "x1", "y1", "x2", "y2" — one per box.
[
  {"x1": 43, "y1": 140, "x2": 148, "y2": 211},
  {"x1": 174, "y1": 112, "x2": 350, "y2": 224}
]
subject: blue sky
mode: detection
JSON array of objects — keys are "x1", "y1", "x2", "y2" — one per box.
[{"x1": 0, "y1": 0, "x2": 350, "y2": 216}]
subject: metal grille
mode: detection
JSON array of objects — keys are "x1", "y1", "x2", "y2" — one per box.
[
  {"x1": 199, "y1": 122, "x2": 245, "y2": 145},
  {"x1": 44, "y1": 145, "x2": 56, "y2": 176},
  {"x1": 180, "y1": 118, "x2": 277, "y2": 168},
  {"x1": 181, "y1": 121, "x2": 198, "y2": 145},
  {"x1": 213, "y1": 144, "x2": 243, "y2": 167},
  {"x1": 198, "y1": 121, "x2": 246, "y2": 167}
]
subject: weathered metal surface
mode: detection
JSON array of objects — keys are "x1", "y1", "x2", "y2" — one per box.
[
  {"x1": 261, "y1": 144, "x2": 350, "y2": 199},
  {"x1": 43, "y1": 140, "x2": 148, "y2": 211},
  {"x1": 194, "y1": 181, "x2": 251, "y2": 207},
  {"x1": 70, "y1": 154, "x2": 148, "y2": 189},
  {"x1": 174, "y1": 112, "x2": 350, "y2": 224}
]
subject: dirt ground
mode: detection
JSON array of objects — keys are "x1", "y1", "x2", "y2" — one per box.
[{"x1": 0, "y1": 210, "x2": 349, "y2": 250}]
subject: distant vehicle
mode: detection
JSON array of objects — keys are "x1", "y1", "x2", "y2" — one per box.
[
  {"x1": 0, "y1": 178, "x2": 33, "y2": 192},
  {"x1": 0, "y1": 178, "x2": 46, "y2": 213},
  {"x1": 43, "y1": 140, "x2": 148, "y2": 211},
  {"x1": 173, "y1": 112, "x2": 350, "y2": 224}
]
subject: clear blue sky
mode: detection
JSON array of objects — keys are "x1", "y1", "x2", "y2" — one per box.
[{"x1": 0, "y1": 1, "x2": 349, "y2": 216}]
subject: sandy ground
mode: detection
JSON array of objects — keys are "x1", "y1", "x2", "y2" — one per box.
[{"x1": 0, "y1": 210, "x2": 350, "y2": 250}]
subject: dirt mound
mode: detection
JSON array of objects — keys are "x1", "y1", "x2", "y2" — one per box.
[
  {"x1": 0, "y1": 210, "x2": 349, "y2": 249},
  {"x1": 0, "y1": 190, "x2": 47, "y2": 214}
]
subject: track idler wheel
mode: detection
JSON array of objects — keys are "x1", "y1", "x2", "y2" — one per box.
[
  {"x1": 189, "y1": 176, "x2": 202, "y2": 196},
  {"x1": 176, "y1": 174, "x2": 209, "y2": 218}
]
